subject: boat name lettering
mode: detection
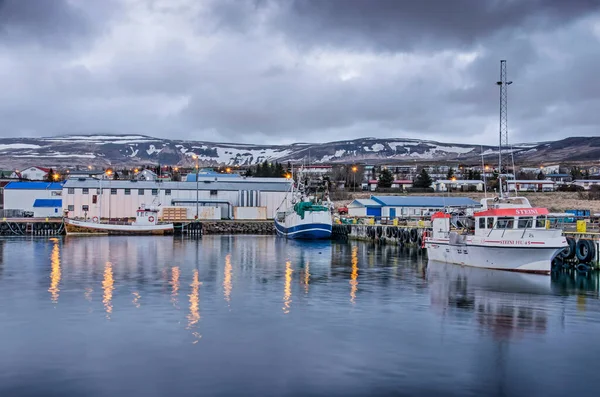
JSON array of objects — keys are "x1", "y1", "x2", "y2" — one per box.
[
  {"x1": 492, "y1": 240, "x2": 532, "y2": 245},
  {"x1": 515, "y1": 209, "x2": 539, "y2": 215}
]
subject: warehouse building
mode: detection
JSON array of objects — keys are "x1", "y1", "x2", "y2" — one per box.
[
  {"x1": 3, "y1": 182, "x2": 65, "y2": 217},
  {"x1": 347, "y1": 195, "x2": 481, "y2": 218},
  {"x1": 62, "y1": 176, "x2": 292, "y2": 220}
]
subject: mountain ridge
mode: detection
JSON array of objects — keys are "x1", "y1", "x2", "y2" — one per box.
[{"x1": 0, "y1": 134, "x2": 598, "y2": 169}]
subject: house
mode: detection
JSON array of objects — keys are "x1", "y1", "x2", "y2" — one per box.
[
  {"x1": 432, "y1": 180, "x2": 484, "y2": 192},
  {"x1": 136, "y1": 169, "x2": 158, "y2": 181},
  {"x1": 3, "y1": 182, "x2": 65, "y2": 216},
  {"x1": 18, "y1": 166, "x2": 52, "y2": 181},
  {"x1": 347, "y1": 199, "x2": 383, "y2": 217},
  {"x1": 371, "y1": 195, "x2": 481, "y2": 218},
  {"x1": 391, "y1": 180, "x2": 413, "y2": 190},
  {"x1": 301, "y1": 165, "x2": 332, "y2": 175},
  {"x1": 546, "y1": 173, "x2": 571, "y2": 183},
  {"x1": 506, "y1": 180, "x2": 555, "y2": 192},
  {"x1": 572, "y1": 180, "x2": 600, "y2": 191},
  {"x1": 67, "y1": 170, "x2": 106, "y2": 179}
]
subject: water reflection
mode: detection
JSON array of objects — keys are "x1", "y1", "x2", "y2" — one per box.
[
  {"x1": 102, "y1": 262, "x2": 114, "y2": 319},
  {"x1": 171, "y1": 266, "x2": 180, "y2": 309},
  {"x1": 132, "y1": 291, "x2": 141, "y2": 308},
  {"x1": 187, "y1": 270, "x2": 201, "y2": 343},
  {"x1": 223, "y1": 254, "x2": 232, "y2": 304},
  {"x1": 1, "y1": 236, "x2": 600, "y2": 396},
  {"x1": 350, "y1": 245, "x2": 358, "y2": 304},
  {"x1": 428, "y1": 260, "x2": 551, "y2": 339},
  {"x1": 283, "y1": 261, "x2": 293, "y2": 314},
  {"x1": 48, "y1": 239, "x2": 61, "y2": 303},
  {"x1": 303, "y1": 260, "x2": 310, "y2": 294}
]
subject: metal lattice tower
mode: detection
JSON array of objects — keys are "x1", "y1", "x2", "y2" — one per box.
[{"x1": 496, "y1": 60, "x2": 512, "y2": 196}]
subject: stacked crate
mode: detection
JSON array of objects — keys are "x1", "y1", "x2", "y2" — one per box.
[{"x1": 162, "y1": 207, "x2": 188, "y2": 221}]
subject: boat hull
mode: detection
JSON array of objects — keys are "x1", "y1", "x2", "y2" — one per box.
[
  {"x1": 65, "y1": 219, "x2": 174, "y2": 235},
  {"x1": 274, "y1": 211, "x2": 332, "y2": 240},
  {"x1": 425, "y1": 240, "x2": 563, "y2": 274}
]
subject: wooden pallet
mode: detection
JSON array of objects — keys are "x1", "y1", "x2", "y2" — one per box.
[{"x1": 162, "y1": 207, "x2": 188, "y2": 221}]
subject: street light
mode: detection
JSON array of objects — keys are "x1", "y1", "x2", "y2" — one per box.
[
  {"x1": 192, "y1": 155, "x2": 199, "y2": 219},
  {"x1": 352, "y1": 166, "x2": 358, "y2": 193}
]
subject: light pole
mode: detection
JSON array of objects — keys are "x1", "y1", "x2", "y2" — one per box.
[
  {"x1": 352, "y1": 166, "x2": 357, "y2": 193},
  {"x1": 192, "y1": 155, "x2": 199, "y2": 219}
]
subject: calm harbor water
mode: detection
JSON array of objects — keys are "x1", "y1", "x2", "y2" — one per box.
[{"x1": 0, "y1": 236, "x2": 599, "y2": 397}]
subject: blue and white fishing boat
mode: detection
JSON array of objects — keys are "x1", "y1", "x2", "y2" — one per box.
[{"x1": 274, "y1": 168, "x2": 332, "y2": 240}]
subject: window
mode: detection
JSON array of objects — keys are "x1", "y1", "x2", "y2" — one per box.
[
  {"x1": 51, "y1": 191, "x2": 62, "y2": 196},
  {"x1": 487, "y1": 217, "x2": 494, "y2": 228},
  {"x1": 138, "y1": 189, "x2": 144, "y2": 195},
  {"x1": 210, "y1": 190, "x2": 218, "y2": 196},
  {"x1": 82, "y1": 188, "x2": 89, "y2": 194},
  {"x1": 152, "y1": 189, "x2": 158, "y2": 196},
  {"x1": 518, "y1": 217, "x2": 533, "y2": 228},
  {"x1": 82, "y1": 205, "x2": 89, "y2": 212},
  {"x1": 68, "y1": 188, "x2": 74, "y2": 194},
  {"x1": 111, "y1": 188, "x2": 117, "y2": 195},
  {"x1": 92, "y1": 195, "x2": 97, "y2": 204},
  {"x1": 165, "y1": 189, "x2": 171, "y2": 195},
  {"x1": 68, "y1": 205, "x2": 74, "y2": 211},
  {"x1": 125, "y1": 188, "x2": 131, "y2": 195},
  {"x1": 496, "y1": 217, "x2": 514, "y2": 229},
  {"x1": 479, "y1": 218, "x2": 486, "y2": 229},
  {"x1": 536, "y1": 217, "x2": 546, "y2": 228},
  {"x1": 97, "y1": 188, "x2": 101, "y2": 194}
]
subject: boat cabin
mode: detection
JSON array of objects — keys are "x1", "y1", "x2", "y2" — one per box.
[
  {"x1": 473, "y1": 207, "x2": 549, "y2": 235},
  {"x1": 133, "y1": 205, "x2": 160, "y2": 226}
]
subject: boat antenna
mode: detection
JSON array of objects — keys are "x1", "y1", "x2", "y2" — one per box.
[
  {"x1": 496, "y1": 59, "x2": 512, "y2": 199},
  {"x1": 481, "y1": 146, "x2": 488, "y2": 198}
]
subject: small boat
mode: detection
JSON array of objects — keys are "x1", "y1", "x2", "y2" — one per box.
[
  {"x1": 424, "y1": 196, "x2": 567, "y2": 274},
  {"x1": 65, "y1": 205, "x2": 173, "y2": 235},
  {"x1": 274, "y1": 167, "x2": 332, "y2": 239}
]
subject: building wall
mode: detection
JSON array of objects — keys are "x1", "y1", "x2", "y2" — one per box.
[
  {"x1": 63, "y1": 182, "x2": 289, "y2": 219},
  {"x1": 21, "y1": 167, "x2": 48, "y2": 181},
  {"x1": 348, "y1": 207, "x2": 367, "y2": 217},
  {"x1": 34, "y1": 206, "x2": 62, "y2": 218},
  {"x1": 4, "y1": 189, "x2": 63, "y2": 212}
]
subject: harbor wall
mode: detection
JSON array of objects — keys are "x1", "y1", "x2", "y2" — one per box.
[{"x1": 199, "y1": 220, "x2": 274, "y2": 235}]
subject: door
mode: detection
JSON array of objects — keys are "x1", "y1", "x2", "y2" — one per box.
[{"x1": 389, "y1": 208, "x2": 396, "y2": 219}]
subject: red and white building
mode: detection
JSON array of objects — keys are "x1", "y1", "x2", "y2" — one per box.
[{"x1": 16, "y1": 166, "x2": 52, "y2": 181}]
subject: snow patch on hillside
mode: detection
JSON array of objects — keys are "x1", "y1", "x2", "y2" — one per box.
[
  {"x1": 146, "y1": 145, "x2": 163, "y2": 155},
  {"x1": 0, "y1": 144, "x2": 41, "y2": 150}
]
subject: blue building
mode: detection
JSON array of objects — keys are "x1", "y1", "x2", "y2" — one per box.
[{"x1": 347, "y1": 195, "x2": 481, "y2": 218}]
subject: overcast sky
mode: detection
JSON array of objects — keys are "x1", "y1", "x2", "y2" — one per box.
[{"x1": 1, "y1": 0, "x2": 599, "y2": 145}]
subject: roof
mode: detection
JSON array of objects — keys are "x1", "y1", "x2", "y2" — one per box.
[
  {"x1": 186, "y1": 172, "x2": 242, "y2": 181},
  {"x1": 371, "y1": 195, "x2": 481, "y2": 208},
  {"x1": 63, "y1": 178, "x2": 292, "y2": 192},
  {"x1": 4, "y1": 182, "x2": 65, "y2": 190},
  {"x1": 507, "y1": 180, "x2": 555, "y2": 184},
  {"x1": 348, "y1": 199, "x2": 382, "y2": 208},
  {"x1": 434, "y1": 180, "x2": 484, "y2": 184},
  {"x1": 33, "y1": 199, "x2": 62, "y2": 208},
  {"x1": 393, "y1": 180, "x2": 413, "y2": 184},
  {"x1": 474, "y1": 208, "x2": 549, "y2": 217}
]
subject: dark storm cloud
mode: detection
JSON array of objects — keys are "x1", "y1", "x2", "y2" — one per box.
[
  {"x1": 211, "y1": 0, "x2": 600, "y2": 51},
  {"x1": 0, "y1": 0, "x2": 599, "y2": 144}
]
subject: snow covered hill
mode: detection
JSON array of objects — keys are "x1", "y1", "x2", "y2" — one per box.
[{"x1": 0, "y1": 134, "x2": 597, "y2": 169}]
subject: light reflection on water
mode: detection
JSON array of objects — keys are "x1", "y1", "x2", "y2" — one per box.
[{"x1": 0, "y1": 236, "x2": 598, "y2": 396}]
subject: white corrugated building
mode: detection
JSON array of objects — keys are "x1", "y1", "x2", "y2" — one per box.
[
  {"x1": 3, "y1": 182, "x2": 65, "y2": 216},
  {"x1": 62, "y1": 176, "x2": 292, "y2": 220}
]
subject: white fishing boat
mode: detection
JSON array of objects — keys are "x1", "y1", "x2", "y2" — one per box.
[
  {"x1": 65, "y1": 205, "x2": 173, "y2": 235},
  {"x1": 274, "y1": 167, "x2": 332, "y2": 239},
  {"x1": 424, "y1": 196, "x2": 567, "y2": 274}
]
